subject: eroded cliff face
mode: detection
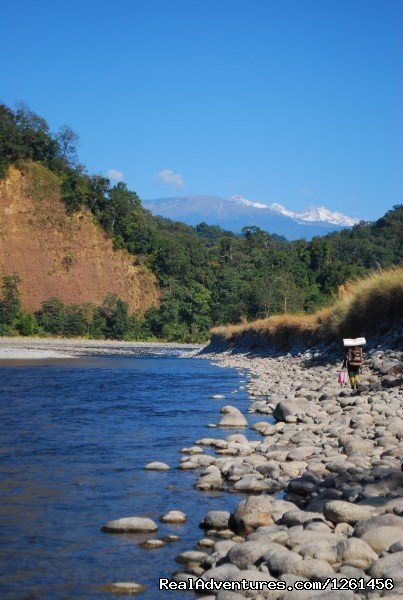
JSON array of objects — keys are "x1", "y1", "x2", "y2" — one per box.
[{"x1": 0, "y1": 163, "x2": 159, "y2": 312}]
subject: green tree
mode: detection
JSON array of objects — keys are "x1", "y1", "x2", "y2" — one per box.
[
  {"x1": 63, "y1": 305, "x2": 89, "y2": 336},
  {"x1": 36, "y1": 298, "x2": 65, "y2": 334},
  {"x1": 0, "y1": 274, "x2": 22, "y2": 326},
  {"x1": 0, "y1": 104, "x2": 23, "y2": 177},
  {"x1": 56, "y1": 125, "x2": 79, "y2": 165},
  {"x1": 89, "y1": 310, "x2": 106, "y2": 339},
  {"x1": 103, "y1": 182, "x2": 141, "y2": 235},
  {"x1": 97, "y1": 293, "x2": 131, "y2": 339},
  {"x1": 61, "y1": 169, "x2": 90, "y2": 213},
  {"x1": 128, "y1": 310, "x2": 152, "y2": 340},
  {"x1": 14, "y1": 102, "x2": 59, "y2": 166},
  {"x1": 16, "y1": 312, "x2": 39, "y2": 336}
]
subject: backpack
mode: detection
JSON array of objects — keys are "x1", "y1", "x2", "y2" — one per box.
[{"x1": 347, "y1": 347, "x2": 363, "y2": 366}]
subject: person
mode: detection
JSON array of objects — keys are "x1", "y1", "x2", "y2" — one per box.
[{"x1": 342, "y1": 345, "x2": 364, "y2": 392}]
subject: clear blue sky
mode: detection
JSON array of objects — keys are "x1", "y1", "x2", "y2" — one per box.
[{"x1": 1, "y1": 0, "x2": 402, "y2": 220}]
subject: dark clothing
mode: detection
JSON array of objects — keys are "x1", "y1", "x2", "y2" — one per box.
[{"x1": 342, "y1": 348, "x2": 364, "y2": 390}]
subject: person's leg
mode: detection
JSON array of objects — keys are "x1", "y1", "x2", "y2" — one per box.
[
  {"x1": 349, "y1": 371, "x2": 355, "y2": 390},
  {"x1": 354, "y1": 368, "x2": 360, "y2": 391}
]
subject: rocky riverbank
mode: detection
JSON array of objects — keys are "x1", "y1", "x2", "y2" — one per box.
[
  {"x1": 0, "y1": 336, "x2": 201, "y2": 359},
  {"x1": 172, "y1": 336, "x2": 403, "y2": 599}
]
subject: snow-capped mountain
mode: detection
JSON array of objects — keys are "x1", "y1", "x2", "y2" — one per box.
[
  {"x1": 143, "y1": 195, "x2": 359, "y2": 240},
  {"x1": 231, "y1": 195, "x2": 358, "y2": 227}
]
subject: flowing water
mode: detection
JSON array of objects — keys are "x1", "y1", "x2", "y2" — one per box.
[{"x1": 0, "y1": 347, "x2": 260, "y2": 599}]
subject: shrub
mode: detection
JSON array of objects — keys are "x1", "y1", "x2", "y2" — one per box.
[{"x1": 16, "y1": 312, "x2": 39, "y2": 336}]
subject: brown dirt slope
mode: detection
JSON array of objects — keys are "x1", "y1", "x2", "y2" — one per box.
[{"x1": 0, "y1": 163, "x2": 159, "y2": 313}]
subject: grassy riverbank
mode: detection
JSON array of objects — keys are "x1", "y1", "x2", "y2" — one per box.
[{"x1": 210, "y1": 268, "x2": 403, "y2": 351}]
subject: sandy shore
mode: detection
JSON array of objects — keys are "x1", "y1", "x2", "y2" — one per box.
[
  {"x1": 0, "y1": 336, "x2": 202, "y2": 359},
  {"x1": 171, "y1": 340, "x2": 403, "y2": 597}
]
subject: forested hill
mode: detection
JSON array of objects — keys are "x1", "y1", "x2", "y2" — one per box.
[{"x1": 0, "y1": 102, "x2": 402, "y2": 342}]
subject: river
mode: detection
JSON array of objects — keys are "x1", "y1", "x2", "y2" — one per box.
[{"x1": 0, "y1": 347, "x2": 258, "y2": 599}]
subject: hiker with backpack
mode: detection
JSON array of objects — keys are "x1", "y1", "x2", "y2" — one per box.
[{"x1": 342, "y1": 344, "x2": 364, "y2": 391}]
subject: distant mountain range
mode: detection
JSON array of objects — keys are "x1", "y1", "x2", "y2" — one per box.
[{"x1": 143, "y1": 195, "x2": 359, "y2": 240}]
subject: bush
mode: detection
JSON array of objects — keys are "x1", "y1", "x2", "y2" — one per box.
[
  {"x1": 36, "y1": 297, "x2": 65, "y2": 334},
  {"x1": 63, "y1": 305, "x2": 89, "y2": 336},
  {"x1": 0, "y1": 323, "x2": 14, "y2": 336},
  {"x1": 16, "y1": 312, "x2": 39, "y2": 336}
]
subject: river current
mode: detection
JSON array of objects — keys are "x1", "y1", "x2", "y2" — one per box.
[{"x1": 0, "y1": 348, "x2": 258, "y2": 599}]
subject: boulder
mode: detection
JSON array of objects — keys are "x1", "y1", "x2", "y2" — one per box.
[
  {"x1": 101, "y1": 516, "x2": 157, "y2": 533},
  {"x1": 323, "y1": 501, "x2": 376, "y2": 524},
  {"x1": 354, "y1": 513, "x2": 403, "y2": 536},
  {"x1": 296, "y1": 541, "x2": 339, "y2": 565},
  {"x1": 227, "y1": 540, "x2": 277, "y2": 569},
  {"x1": 195, "y1": 471, "x2": 223, "y2": 491},
  {"x1": 160, "y1": 510, "x2": 186, "y2": 524},
  {"x1": 287, "y1": 446, "x2": 317, "y2": 461},
  {"x1": 207, "y1": 539, "x2": 237, "y2": 563},
  {"x1": 263, "y1": 545, "x2": 302, "y2": 575},
  {"x1": 172, "y1": 572, "x2": 197, "y2": 584},
  {"x1": 230, "y1": 570, "x2": 279, "y2": 598},
  {"x1": 175, "y1": 550, "x2": 208, "y2": 565},
  {"x1": 271, "y1": 499, "x2": 300, "y2": 522},
  {"x1": 282, "y1": 510, "x2": 325, "y2": 527},
  {"x1": 201, "y1": 564, "x2": 240, "y2": 582},
  {"x1": 181, "y1": 446, "x2": 204, "y2": 454},
  {"x1": 339, "y1": 435, "x2": 373, "y2": 456},
  {"x1": 163, "y1": 534, "x2": 181, "y2": 543},
  {"x1": 139, "y1": 539, "x2": 166, "y2": 549},
  {"x1": 143, "y1": 461, "x2": 169, "y2": 470},
  {"x1": 231, "y1": 495, "x2": 274, "y2": 534},
  {"x1": 369, "y1": 552, "x2": 403, "y2": 578},
  {"x1": 286, "y1": 529, "x2": 341, "y2": 549},
  {"x1": 382, "y1": 375, "x2": 403, "y2": 388},
  {"x1": 234, "y1": 475, "x2": 270, "y2": 492},
  {"x1": 99, "y1": 582, "x2": 146, "y2": 594},
  {"x1": 202, "y1": 511, "x2": 231, "y2": 530},
  {"x1": 219, "y1": 407, "x2": 248, "y2": 428},
  {"x1": 336, "y1": 538, "x2": 378, "y2": 570},
  {"x1": 287, "y1": 558, "x2": 334, "y2": 581},
  {"x1": 379, "y1": 360, "x2": 403, "y2": 376},
  {"x1": 273, "y1": 399, "x2": 318, "y2": 423},
  {"x1": 361, "y1": 526, "x2": 403, "y2": 553},
  {"x1": 247, "y1": 527, "x2": 289, "y2": 545}
]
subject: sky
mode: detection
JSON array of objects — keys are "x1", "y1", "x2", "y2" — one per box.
[{"x1": 1, "y1": 0, "x2": 402, "y2": 221}]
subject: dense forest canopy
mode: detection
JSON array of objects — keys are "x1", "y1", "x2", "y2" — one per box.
[{"x1": 1, "y1": 102, "x2": 402, "y2": 341}]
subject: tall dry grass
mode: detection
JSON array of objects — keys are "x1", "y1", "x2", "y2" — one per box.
[{"x1": 210, "y1": 268, "x2": 403, "y2": 350}]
